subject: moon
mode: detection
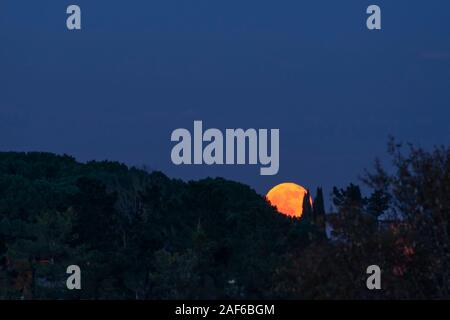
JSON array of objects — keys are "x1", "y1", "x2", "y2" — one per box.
[{"x1": 266, "y1": 182, "x2": 312, "y2": 218}]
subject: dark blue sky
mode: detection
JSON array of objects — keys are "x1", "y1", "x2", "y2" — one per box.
[{"x1": 1, "y1": 1, "x2": 449, "y2": 204}]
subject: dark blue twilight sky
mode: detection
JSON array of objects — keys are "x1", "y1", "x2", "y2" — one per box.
[{"x1": 1, "y1": 1, "x2": 449, "y2": 202}]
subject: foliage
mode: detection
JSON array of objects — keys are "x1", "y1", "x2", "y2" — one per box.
[
  {"x1": 0, "y1": 152, "x2": 313, "y2": 299},
  {"x1": 0, "y1": 141, "x2": 449, "y2": 299},
  {"x1": 273, "y1": 140, "x2": 450, "y2": 299}
]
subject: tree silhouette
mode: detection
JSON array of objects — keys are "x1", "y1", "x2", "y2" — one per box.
[{"x1": 0, "y1": 141, "x2": 449, "y2": 299}]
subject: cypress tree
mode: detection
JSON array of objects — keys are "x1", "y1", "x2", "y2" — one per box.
[{"x1": 313, "y1": 187, "x2": 326, "y2": 235}]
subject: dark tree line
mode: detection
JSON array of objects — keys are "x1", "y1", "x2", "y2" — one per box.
[{"x1": 0, "y1": 139, "x2": 449, "y2": 299}]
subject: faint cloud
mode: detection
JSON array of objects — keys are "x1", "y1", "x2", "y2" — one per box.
[{"x1": 420, "y1": 50, "x2": 450, "y2": 61}]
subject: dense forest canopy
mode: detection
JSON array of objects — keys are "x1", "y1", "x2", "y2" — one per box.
[{"x1": 0, "y1": 140, "x2": 449, "y2": 299}]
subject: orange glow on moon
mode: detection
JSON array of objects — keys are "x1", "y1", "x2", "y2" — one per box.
[{"x1": 266, "y1": 182, "x2": 312, "y2": 218}]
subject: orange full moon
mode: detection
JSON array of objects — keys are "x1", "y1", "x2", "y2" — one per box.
[{"x1": 266, "y1": 182, "x2": 312, "y2": 218}]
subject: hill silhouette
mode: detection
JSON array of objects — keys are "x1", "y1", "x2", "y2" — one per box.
[
  {"x1": 0, "y1": 152, "x2": 315, "y2": 299},
  {"x1": 0, "y1": 141, "x2": 449, "y2": 299}
]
